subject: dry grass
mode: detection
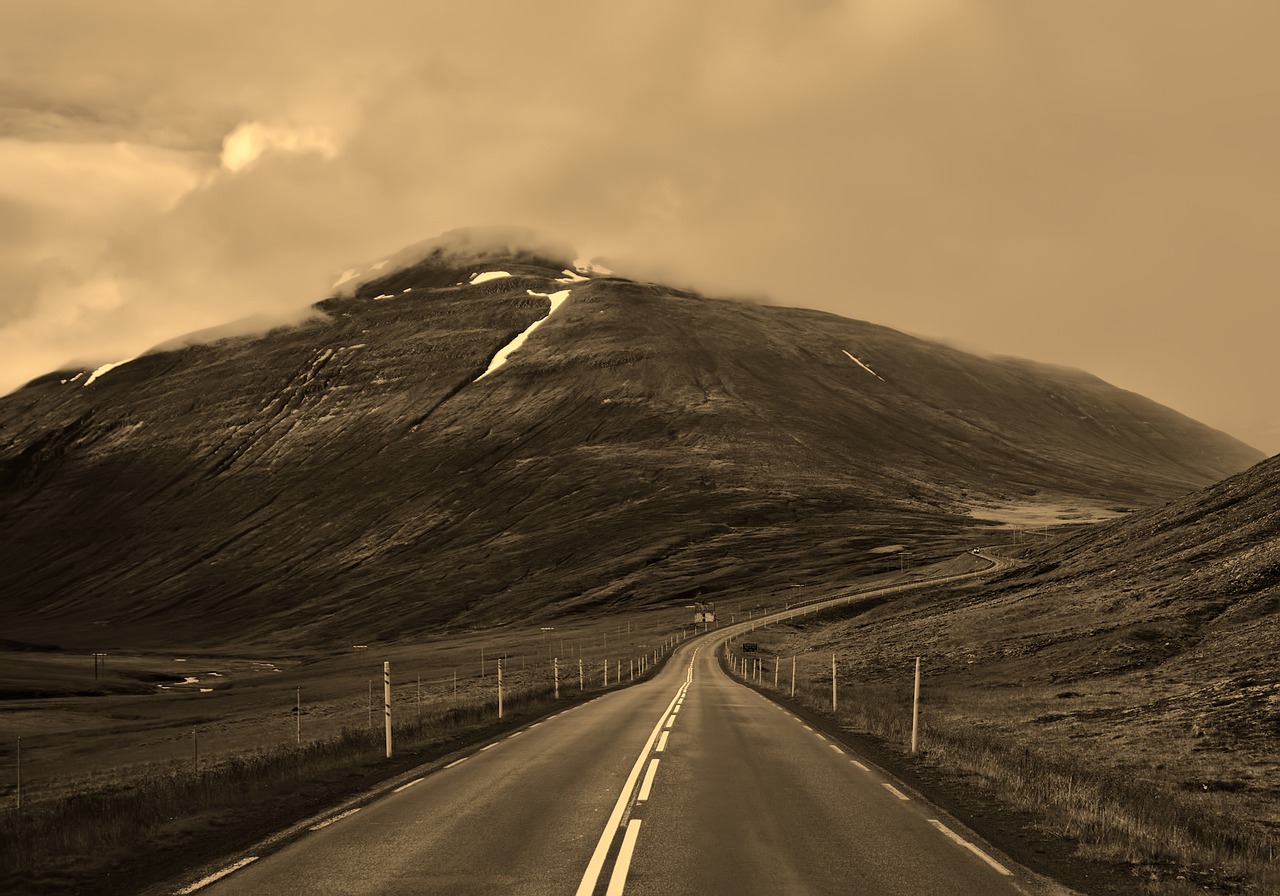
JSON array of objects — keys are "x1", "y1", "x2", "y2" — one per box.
[
  {"x1": 0, "y1": 618, "x2": 684, "y2": 894},
  {"x1": 726, "y1": 641, "x2": 1280, "y2": 895}
]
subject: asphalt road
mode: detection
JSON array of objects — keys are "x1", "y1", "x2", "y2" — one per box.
[{"x1": 179, "y1": 554, "x2": 1059, "y2": 896}]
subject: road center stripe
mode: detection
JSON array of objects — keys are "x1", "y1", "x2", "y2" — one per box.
[
  {"x1": 637, "y1": 759, "x2": 660, "y2": 802},
  {"x1": 605, "y1": 820, "x2": 643, "y2": 896},
  {"x1": 656, "y1": 730, "x2": 670, "y2": 752},
  {"x1": 574, "y1": 686, "x2": 684, "y2": 896}
]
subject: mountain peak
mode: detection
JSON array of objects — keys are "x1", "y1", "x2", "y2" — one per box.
[{"x1": 332, "y1": 226, "x2": 583, "y2": 298}]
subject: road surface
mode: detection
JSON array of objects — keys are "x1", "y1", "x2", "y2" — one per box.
[{"x1": 175, "y1": 553, "x2": 1059, "y2": 895}]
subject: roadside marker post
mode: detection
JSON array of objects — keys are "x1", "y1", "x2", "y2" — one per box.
[
  {"x1": 296, "y1": 687, "x2": 301, "y2": 745},
  {"x1": 554, "y1": 657, "x2": 560, "y2": 699},
  {"x1": 911, "y1": 657, "x2": 921, "y2": 753},
  {"x1": 384, "y1": 662, "x2": 392, "y2": 759},
  {"x1": 15, "y1": 736, "x2": 20, "y2": 810},
  {"x1": 831, "y1": 654, "x2": 837, "y2": 712},
  {"x1": 774, "y1": 656, "x2": 779, "y2": 689},
  {"x1": 791, "y1": 655, "x2": 796, "y2": 698},
  {"x1": 497, "y1": 659, "x2": 504, "y2": 719},
  {"x1": 579, "y1": 658, "x2": 584, "y2": 691}
]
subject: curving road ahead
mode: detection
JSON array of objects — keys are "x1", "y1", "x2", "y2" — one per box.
[{"x1": 173, "y1": 552, "x2": 1063, "y2": 896}]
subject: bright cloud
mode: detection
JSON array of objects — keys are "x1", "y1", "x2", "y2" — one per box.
[{"x1": 220, "y1": 122, "x2": 339, "y2": 173}]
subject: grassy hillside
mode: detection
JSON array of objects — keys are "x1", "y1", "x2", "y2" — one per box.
[{"x1": 0, "y1": 248, "x2": 1261, "y2": 650}]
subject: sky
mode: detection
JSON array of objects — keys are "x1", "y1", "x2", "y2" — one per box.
[{"x1": 0, "y1": 1, "x2": 1276, "y2": 454}]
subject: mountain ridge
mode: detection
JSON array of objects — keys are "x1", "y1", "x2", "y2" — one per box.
[{"x1": 0, "y1": 248, "x2": 1262, "y2": 649}]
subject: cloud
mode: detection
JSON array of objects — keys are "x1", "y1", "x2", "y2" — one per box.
[{"x1": 220, "y1": 122, "x2": 339, "y2": 173}]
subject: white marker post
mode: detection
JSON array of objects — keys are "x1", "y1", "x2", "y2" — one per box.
[
  {"x1": 831, "y1": 654, "x2": 837, "y2": 712},
  {"x1": 554, "y1": 657, "x2": 560, "y2": 699},
  {"x1": 774, "y1": 656, "x2": 779, "y2": 689},
  {"x1": 911, "y1": 657, "x2": 921, "y2": 753},
  {"x1": 579, "y1": 658, "x2": 584, "y2": 691},
  {"x1": 791, "y1": 655, "x2": 796, "y2": 698},
  {"x1": 296, "y1": 687, "x2": 301, "y2": 745},
  {"x1": 384, "y1": 662, "x2": 392, "y2": 759},
  {"x1": 497, "y1": 659, "x2": 504, "y2": 719}
]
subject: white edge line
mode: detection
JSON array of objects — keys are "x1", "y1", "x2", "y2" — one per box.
[
  {"x1": 929, "y1": 820, "x2": 1013, "y2": 876},
  {"x1": 605, "y1": 819, "x2": 643, "y2": 896},
  {"x1": 829, "y1": 744, "x2": 843, "y2": 753},
  {"x1": 393, "y1": 777, "x2": 423, "y2": 792},
  {"x1": 480, "y1": 743, "x2": 496, "y2": 751},
  {"x1": 308, "y1": 808, "x2": 360, "y2": 831},
  {"x1": 445, "y1": 757, "x2": 467, "y2": 769},
  {"x1": 177, "y1": 857, "x2": 259, "y2": 893},
  {"x1": 851, "y1": 760, "x2": 870, "y2": 771},
  {"x1": 882, "y1": 783, "x2": 910, "y2": 801}
]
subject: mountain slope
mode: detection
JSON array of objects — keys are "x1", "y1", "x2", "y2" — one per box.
[{"x1": 0, "y1": 243, "x2": 1262, "y2": 648}]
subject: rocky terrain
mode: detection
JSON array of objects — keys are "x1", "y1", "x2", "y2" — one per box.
[{"x1": 0, "y1": 235, "x2": 1262, "y2": 651}]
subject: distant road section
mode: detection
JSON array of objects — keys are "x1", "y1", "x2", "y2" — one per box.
[{"x1": 178, "y1": 552, "x2": 1046, "y2": 896}]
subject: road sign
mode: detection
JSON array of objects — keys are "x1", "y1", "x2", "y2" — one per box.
[{"x1": 742, "y1": 643, "x2": 758, "y2": 653}]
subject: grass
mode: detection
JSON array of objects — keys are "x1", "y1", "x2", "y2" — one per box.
[
  {"x1": 725, "y1": 637, "x2": 1280, "y2": 895},
  {"x1": 0, "y1": 617, "x2": 685, "y2": 895}
]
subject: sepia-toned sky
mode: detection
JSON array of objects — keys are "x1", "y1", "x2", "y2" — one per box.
[{"x1": 1, "y1": 1, "x2": 1276, "y2": 454}]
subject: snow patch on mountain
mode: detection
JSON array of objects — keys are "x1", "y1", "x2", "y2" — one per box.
[
  {"x1": 842, "y1": 350, "x2": 885, "y2": 382},
  {"x1": 573, "y1": 257, "x2": 613, "y2": 276},
  {"x1": 84, "y1": 358, "x2": 138, "y2": 386},
  {"x1": 470, "y1": 271, "x2": 513, "y2": 285},
  {"x1": 475, "y1": 290, "x2": 571, "y2": 381},
  {"x1": 332, "y1": 259, "x2": 390, "y2": 290},
  {"x1": 556, "y1": 269, "x2": 590, "y2": 283}
]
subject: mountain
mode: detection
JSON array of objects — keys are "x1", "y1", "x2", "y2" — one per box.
[
  {"x1": 0, "y1": 236, "x2": 1263, "y2": 649},
  {"x1": 1011, "y1": 450, "x2": 1279, "y2": 681}
]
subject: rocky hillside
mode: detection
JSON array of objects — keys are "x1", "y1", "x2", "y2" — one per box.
[{"x1": 0, "y1": 238, "x2": 1262, "y2": 649}]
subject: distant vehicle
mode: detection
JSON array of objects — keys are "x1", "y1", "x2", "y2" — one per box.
[{"x1": 971, "y1": 549, "x2": 982, "y2": 555}]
